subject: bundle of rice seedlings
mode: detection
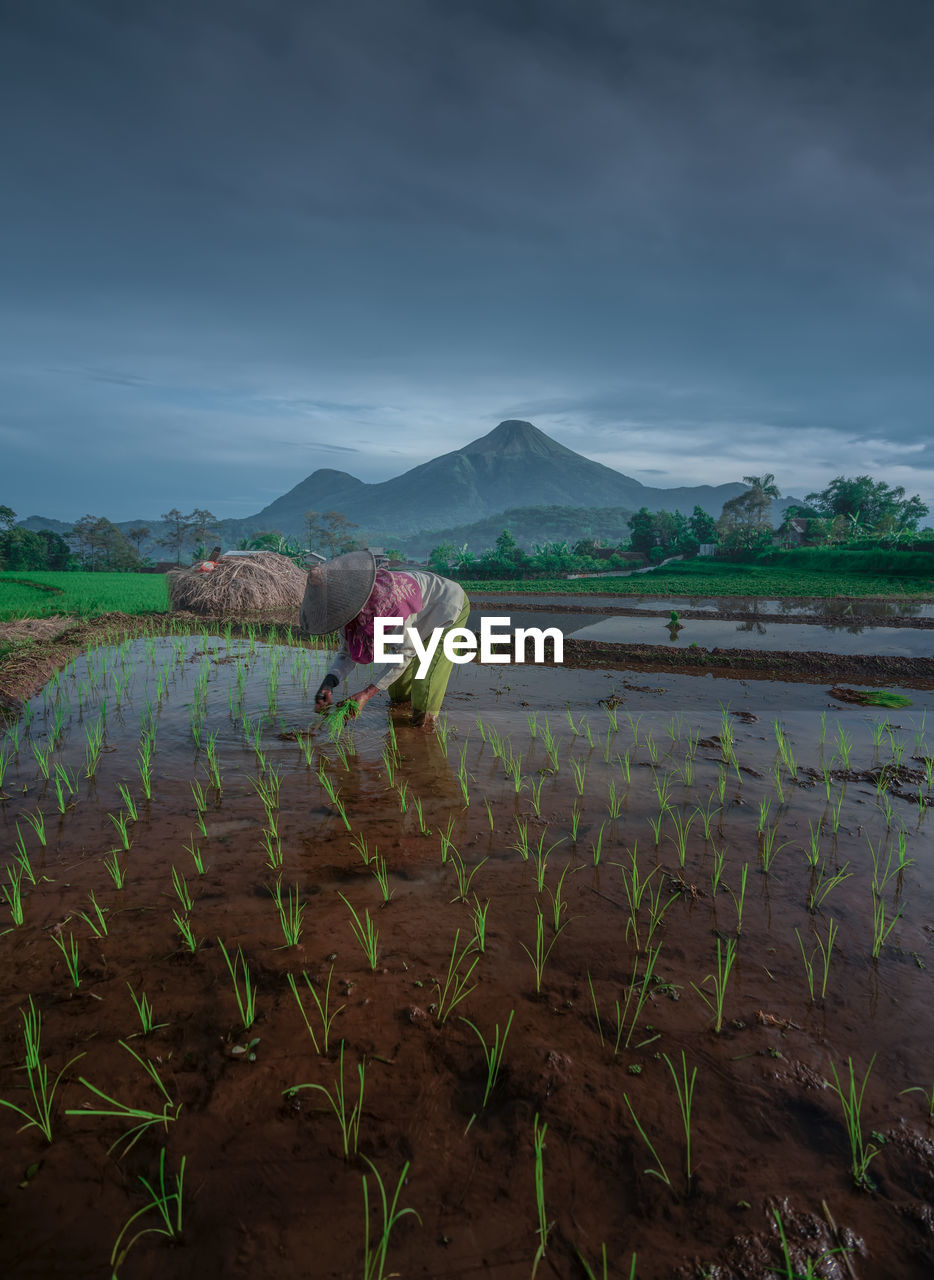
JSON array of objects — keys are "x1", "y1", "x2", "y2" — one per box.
[{"x1": 168, "y1": 553, "x2": 307, "y2": 617}]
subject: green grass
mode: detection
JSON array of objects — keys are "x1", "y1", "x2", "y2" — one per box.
[
  {"x1": 461, "y1": 558, "x2": 934, "y2": 598},
  {"x1": 0, "y1": 572, "x2": 169, "y2": 619}
]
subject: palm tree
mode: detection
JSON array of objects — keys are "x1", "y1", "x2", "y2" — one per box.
[{"x1": 742, "y1": 473, "x2": 780, "y2": 500}]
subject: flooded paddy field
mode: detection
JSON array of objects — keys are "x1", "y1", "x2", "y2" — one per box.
[{"x1": 2, "y1": 630, "x2": 934, "y2": 1279}]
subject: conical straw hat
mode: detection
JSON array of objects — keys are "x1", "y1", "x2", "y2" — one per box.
[{"x1": 299, "y1": 549, "x2": 377, "y2": 635}]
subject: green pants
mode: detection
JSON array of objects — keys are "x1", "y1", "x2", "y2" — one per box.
[{"x1": 387, "y1": 598, "x2": 470, "y2": 719}]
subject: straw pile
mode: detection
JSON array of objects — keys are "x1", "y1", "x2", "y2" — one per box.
[{"x1": 167, "y1": 553, "x2": 307, "y2": 617}]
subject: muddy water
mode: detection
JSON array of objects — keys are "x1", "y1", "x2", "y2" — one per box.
[
  {"x1": 567, "y1": 615, "x2": 934, "y2": 656},
  {"x1": 1, "y1": 634, "x2": 934, "y2": 1279}
]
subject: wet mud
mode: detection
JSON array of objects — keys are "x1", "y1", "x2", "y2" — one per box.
[{"x1": 1, "y1": 637, "x2": 934, "y2": 1278}]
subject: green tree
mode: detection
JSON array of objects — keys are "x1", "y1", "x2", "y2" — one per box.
[
  {"x1": 627, "y1": 508, "x2": 656, "y2": 556},
  {"x1": 128, "y1": 525, "x2": 151, "y2": 556},
  {"x1": 804, "y1": 475, "x2": 927, "y2": 532},
  {"x1": 189, "y1": 509, "x2": 218, "y2": 550},
  {"x1": 688, "y1": 506, "x2": 718, "y2": 545},
  {"x1": 304, "y1": 509, "x2": 359, "y2": 558},
  {"x1": 0, "y1": 505, "x2": 16, "y2": 531},
  {"x1": 159, "y1": 509, "x2": 195, "y2": 566}
]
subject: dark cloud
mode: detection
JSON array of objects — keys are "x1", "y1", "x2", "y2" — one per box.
[{"x1": 1, "y1": 0, "x2": 932, "y2": 521}]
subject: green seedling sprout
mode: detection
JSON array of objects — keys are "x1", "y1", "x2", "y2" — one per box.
[
  {"x1": 67, "y1": 1040, "x2": 180, "y2": 1157},
  {"x1": 287, "y1": 965, "x2": 344, "y2": 1055},
  {"x1": 760, "y1": 823, "x2": 791, "y2": 875},
  {"x1": 284, "y1": 1040, "x2": 365, "y2": 1159},
  {"x1": 827, "y1": 1054, "x2": 883, "y2": 1190},
  {"x1": 726, "y1": 862, "x2": 749, "y2": 935},
  {"x1": 900, "y1": 1081, "x2": 934, "y2": 1118},
  {"x1": 667, "y1": 809, "x2": 696, "y2": 867},
  {"x1": 261, "y1": 827, "x2": 283, "y2": 870},
  {"x1": 531, "y1": 1113, "x2": 551, "y2": 1276},
  {"x1": 570, "y1": 801, "x2": 581, "y2": 843},
  {"x1": 461, "y1": 1009, "x2": 514, "y2": 1113},
  {"x1": 433, "y1": 929, "x2": 479, "y2": 1024},
  {"x1": 21, "y1": 807, "x2": 47, "y2": 848},
  {"x1": 351, "y1": 831, "x2": 374, "y2": 865},
  {"x1": 520, "y1": 905, "x2": 566, "y2": 995},
  {"x1": 103, "y1": 850, "x2": 126, "y2": 890},
  {"x1": 662, "y1": 1050, "x2": 697, "y2": 1192},
  {"x1": 361, "y1": 1156, "x2": 421, "y2": 1280},
  {"x1": 771, "y1": 1207, "x2": 852, "y2": 1279},
  {"x1": 570, "y1": 757, "x2": 587, "y2": 796},
  {"x1": 469, "y1": 895, "x2": 490, "y2": 953},
  {"x1": 127, "y1": 983, "x2": 168, "y2": 1037},
  {"x1": 184, "y1": 836, "x2": 205, "y2": 875},
  {"x1": 544, "y1": 862, "x2": 573, "y2": 933},
  {"x1": 808, "y1": 860, "x2": 851, "y2": 914},
  {"x1": 0, "y1": 996, "x2": 84, "y2": 1142},
  {"x1": 437, "y1": 816, "x2": 456, "y2": 864},
  {"x1": 370, "y1": 855, "x2": 393, "y2": 904},
  {"x1": 3, "y1": 863, "x2": 25, "y2": 926},
  {"x1": 270, "y1": 877, "x2": 306, "y2": 946},
  {"x1": 483, "y1": 797, "x2": 493, "y2": 829},
  {"x1": 117, "y1": 782, "x2": 138, "y2": 822},
  {"x1": 795, "y1": 918, "x2": 838, "y2": 1003},
  {"x1": 691, "y1": 936, "x2": 737, "y2": 1033},
  {"x1": 171, "y1": 866, "x2": 194, "y2": 915},
  {"x1": 217, "y1": 938, "x2": 257, "y2": 1028},
  {"x1": 647, "y1": 810, "x2": 664, "y2": 848},
  {"x1": 75, "y1": 890, "x2": 109, "y2": 938},
  {"x1": 50, "y1": 928, "x2": 81, "y2": 988},
  {"x1": 173, "y1": 915, "x2": 199, "y2": 952},
  {"x1": 870, "y1": 884, "x2": 902, "y2": 960},
  {"x1": 338, "y1": 893, "x2": 380, "y2": 970},
  {"x1": 512, "y1": 819, "x2": 530, "y2": 861},
  {"x1": 529, "y1": 772, "x2": 546, "y2": 816},
  {"x1": 589, "y1": 821, "x2": 606, "y2": 866},
  {"x1": 448, "y1": 850, "x2": 487, "y2": 904},
  {"x1": 31, "y1": 741, "x2": 51, "y2": 780},
  {"x1": 623, "y1": 1093, "x2": 671, "y2": 1188},
  {"x1": 110, "y1": 1148, "x2": 186, "y2": 1276},
  {"x1": 12, "y1": 827, "x2": 36, "y2": 885}
]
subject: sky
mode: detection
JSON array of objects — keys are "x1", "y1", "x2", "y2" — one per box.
[{"x1": 2, "y1": 0, "x2": 933, "y2": 525}]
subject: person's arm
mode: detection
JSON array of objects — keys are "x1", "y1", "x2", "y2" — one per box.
[{"x1": 314, "y1": 646, "x2": 356, "y2": 709}]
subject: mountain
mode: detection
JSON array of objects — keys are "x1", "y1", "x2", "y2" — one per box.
[{"x1": 248, "y1": 420, "x2": 747, "y2": 539}]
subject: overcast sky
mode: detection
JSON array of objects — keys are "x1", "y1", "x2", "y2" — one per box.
[{"x1": 2, "y1": 0, "x2": 933, "y2": 524}]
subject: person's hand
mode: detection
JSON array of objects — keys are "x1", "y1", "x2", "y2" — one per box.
[
  {"x1": 346, "y1": 684, "x2": 379, "y2": 715},
  {"x1": 314, "y1": 685, "x2": 334, "y2": 713}
]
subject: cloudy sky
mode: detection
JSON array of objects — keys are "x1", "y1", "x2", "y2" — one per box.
[{"x1": 2, "y1": 0, "x2": 933, "y2": 523}]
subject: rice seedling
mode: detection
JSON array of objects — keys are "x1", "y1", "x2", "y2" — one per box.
[
  {"x1": 808, "y1": 860, "x2": 851, "y2": 914},
  {"x1": 795, "y1": 917, "x2": 838, "y2": 1003},
  {"x1": 692, "y1": 795, "x2": 719, "y2": 842},
  {"x1": 618, "y1": 746, "x2": 631, "y2": 784},
  {"x1": 138, "y1": 738, "x2": 153, "y2": 801},
  {"x1": 644, "y1": 732, "x2": 658, "y2": 764},
  {"x1": 52, "y1": 765, "x2": 76, "y2": 813},
  {"x1": 370, "y1": 854, "x2": 394, "y2": 904},
  {"x1": 12, "y1": 828, "x2": 36, "y2": 885},
  {"x1": 338, "y1": 894, "x2": 380, "y2": 970},
  {"x1": 351, "y1": 832, "x2": 375, "y2": 866},
  {"x1": 512, "y1": 819, "x2": 530, "y2": 861},
  {"x1": 483, "y1": 797, "x2": 494, "y2": 830},
  {"x1": 396, "y1": 779, "x2": 409, "y2": 813},
  {"x1": 67, "y1": 1040, "x2": 180, "y2": 1157},
  {"x1": 529, "y1": 772, "x2": 546, "y2": 817},
  {"x1": 217, "y1": 939, "x2": 257, "y2": 1028},
  {"x1": 827, "y1": 1054, "x2": 883, "y2": 1190},
  {"x1": 433, "y1": 929, "x2": 479, "y2": 1023},
  {"x1": 287, "y1": 965, "x2": 344, "y2": 1055},
  {"x1": 663, "y1": 1050, "x2": 697, "y2": 1192},
  {"x1": 760, "y1": 824, "x2": 791, "y2": 875},
  {"x1": 602, "y1": 700, "x2": 619, "y2": 732},
  {"x1": 900, "y1": 1081, "x2": 934, "y2": 1118},
  {"x1": 607, "y1": 779, "x2": 622, "y2": 819},
  {"x1": 109, "y1": 1148, "x2": 187, "y2": 1276},
  {"x1": 171, "y1": 865, "x2": 194, "y2": 915},
  {"x1": 469, "y1": 894, "x2": 490, "y2": 952},
  {"x1": 319, "y1": 769, "x2": 352, "y2": 831},
  {"x1": 50, "y1": 929, "x2": 81, "y2": 988},
  {"x1": 691, "y1": 936, "x2": 737, "y2": 1033},
  {"x1": 448, "y1": 850, "x2": 487, "y2": 904},
  {"x1": 647, "y1": 810, "x2": 664, "y2": 848},
  {"x1": 645, "y1": 877, "x2": 676, "y2": 948},
  {"x1": 0, "y1": 746, "x2": 12, "y2": 794},
  {"x1": 0, "y1": 996, "x2": 84, "y2": 1142},
  {"x1": 870, "y1": 884, "x2": 902, "y2": 960},
  {"x1": 126, "y1": 984, "x2": 168, "y2": 1037},
  {"x1": 411, "y1": 794, "x2": 430, "y2": 835},
  {"x1": 108, "y1": 810, "x2": 132, "y2": 851},
  {"x1": 570, "y1": 757, "x2": 587, "y2": 796},
  {"x1": 173, "y1": 911, "x2": 200, "y2": 953},
  {"x1": 183, "y1": 835, "x2": 205, "y2": 875},
  {"x1": 21, "y1": 807, "x2": 47, "y2": 848},
  {"x1": 833, "y1": 726, "x2": 853, "y2": 770},
  {"x1": 623, "y1": 1093, "x2": 671, "y2": 1188},
  {"x1": 829, "y1": 789, "x2": 846, "y2": 835},
  {"x1": 31, "y1": 741, "x2": 51, "y2": 780},
  {"x1": 621, "y1": 944, "x2": 661, "y2": 1049},
  {"x1": 617, "y1": 843, "x2": 660, "y2": 948},
  {"x1": 461, "y1": 1009, "x2": 514, "y2": 1112},
  {"x1": 667, "y1": 808, "x2": 696, "y2": 867},
  {"x1": 569, "y1": 800, "x2": 581, "y2": 843},
  {"x1": 284, "y1": 1040, "x2": 365, "y2": 1159},
  {"x1": 544, "y1": 862, "x2": 573, "y2": 932},
  {"x1": 589, "y1": 821, "x2": 606, "y2": 866},
  {"x1": 3, "y1": 863, "x2": 25, "y2": 926},
  {"x1": 726, "y1": 863, "x2": 749, "y2": 935},
  {"x1": 116, "y1": 782, "x2": 138, "y2": 822},
  {"x1": 531, "y1": 1113, "x2": 551, "y2": 1277},
  {"x1": 757, "y1": 797, "x2": 772, "y2": 834},
  {"x1": 84, "y1": 715, "x2": 105, "y2": 779},
  {"x1": 261, "y1": 827, "x2": 283, "y2": 870},
  {"x1": 360, "y1": 1155, "x2": 421, "y2": 1280},
  {"x1": 270, "y1": 877, "x2": 307, "y2": 946},
  {"x1": 76, "y1": 890, "x2": 109, "y2": 938},
  {"x1": 103, "y1": 850, "x2": 127, "y2": 890},
  {"x1": 771, "y1": 764, "x2": 785, "y2": 807}
]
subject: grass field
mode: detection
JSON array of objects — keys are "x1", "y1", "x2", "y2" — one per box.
[
  {"x1": 462, "y1": 559, "x2": 934, "y2": 598},
  {"x1": 0, "y1": 572, "x2": 169, "y2": 619}
]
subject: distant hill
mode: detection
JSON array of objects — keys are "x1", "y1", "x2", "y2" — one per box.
[
  {"x1": 395, "y1": 504, "x2": 638, "y2": 558},
  {"x1": 16, "y1": 420, "x2": 802, "y2": 553},
  {"x1": 249, "y1": 419, "x2": 747, "y2": 539}
]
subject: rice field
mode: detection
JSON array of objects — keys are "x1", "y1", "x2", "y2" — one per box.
[
  {"x1": 1, "y1": 627, "x2": 933, "y2": 1278},
  {"x1": 0, "y1": 572, "x2": 169, "y2": 620}
]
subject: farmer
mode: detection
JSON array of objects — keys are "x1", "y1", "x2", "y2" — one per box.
[{"x1": 301, "y1": 550, "x2": 470, "y2": 729}]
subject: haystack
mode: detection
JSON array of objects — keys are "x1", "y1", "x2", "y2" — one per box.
[{"x1": 168, "y1": 553, "x2": 307, "y2": 618}]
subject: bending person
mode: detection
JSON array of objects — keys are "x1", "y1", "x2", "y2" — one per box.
[{"x1": 301, "y1": 550, "x2": 470, "y2": 729}]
